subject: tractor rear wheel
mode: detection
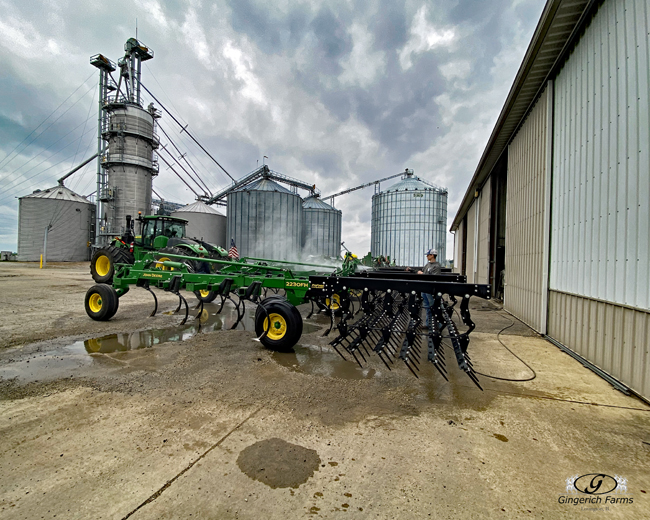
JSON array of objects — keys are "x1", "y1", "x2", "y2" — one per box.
[
  {"x1": 90, "y1": 246, "x2": 134, "y2": 284},
  {"x1": 254, "y1": 298, "x2": 303, "y2": 352},
  {"x1": 85, "y1": 284, "x2": 119, "y2": 321}
]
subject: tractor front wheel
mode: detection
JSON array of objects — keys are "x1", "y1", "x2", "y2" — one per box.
[
  {"x1": 90, "y1": 246, "x2": 134, "y2": 284},
  {"x1": 254, "y1": 298, "x2": 303, "y2": 351},
  {"x1": 85, "y1": 284, "x2": 119, "y2": 321}
]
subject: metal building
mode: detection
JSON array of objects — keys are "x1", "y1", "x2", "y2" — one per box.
[
  {"x1": 451, "y1": 0, "x2": 650, "y2": 400},
  {"x1": 17, "y1": 186, "x2": 94, "y2": 261},
  {"x1": 302, "y1": 196, "x2": 342, "y2": 259},
  {"x1": 91, "y1": 39, "x2": 157, "y2": 243},
  {"x1": 227, "y1": 177, "x2": 303, "y2": 261},
  {"x1": 371, "y1": 171, "x2": 447, "y2": 267},
  {"x1": 172, "y1": 200, "x2": 227, "y2": 247}
]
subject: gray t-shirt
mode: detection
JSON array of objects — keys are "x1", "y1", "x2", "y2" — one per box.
[{"x1": 421, "y1": 261, "x2": 441, "y2": 275}]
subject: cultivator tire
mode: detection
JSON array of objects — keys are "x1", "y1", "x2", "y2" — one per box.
[
  {"x1": 85, "y1": 284, "x2": 119, "y2": 321},
  {"x1": 90, "y1": 246, "x2": 134, "y2": 284},
  {"x1": 194, "y1": 289, "x2": 218, "y2": 303},
  {"x1": 254, "y1": 298, "x2": 302, "y2": 351}
]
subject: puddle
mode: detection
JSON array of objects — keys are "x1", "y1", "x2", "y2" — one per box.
[
  {"x1": 237, "y1": 438, "x2": 321, "y2": 488},
  {"x1": 271, "y1": 344, "x2": 380, "y2": 380},
  {"x1": 0, "y1": 303, "x2": 325, "y2": 383}
]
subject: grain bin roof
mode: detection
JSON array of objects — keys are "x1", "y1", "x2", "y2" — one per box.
[
  {"x1": 303, "y1": 196, "x2": 340, "y2": 211},
  {"x1": 383, "y1": 176, "x2": 444, "y2": 193},
  {"x1": 20, "y1": 186, "x2": 93, "y2": 204},
  {"x1": 175, "y1": 200, "x2": 224, "y2": 216},
  {"x1": 235, "y1": 178, "x2": 293, "y2": 194}
]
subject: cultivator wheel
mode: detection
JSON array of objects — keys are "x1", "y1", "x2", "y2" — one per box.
[
  {"x1": 90, "y1": 246, "x2": 134, "y2": 284},
  {"x1": 254, "y1": 297, "x2": 303, "y2": 352},
  {"x1": 194, "y1": 289, "x2": 218, "y2": 303},
  {"x1": 85, "y1": 284, "x2": 120, "y2": 321}
]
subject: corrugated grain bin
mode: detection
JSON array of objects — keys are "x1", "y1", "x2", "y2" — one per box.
[
  {"x1": 172, "y1": 200, "x2": 227, "y2": 247},
  {"x1": 227, "y1": 178, "x2": 302, "y2": 261},
  {"x1": 371, "y1": 172, "x2": 447, "y2": 266},
  {"x1": 17, "y1": 186, "x2": 95, "y2": 261},
  {"x1": 302, "y1": 196, "x2": 342, "y2": 258}
]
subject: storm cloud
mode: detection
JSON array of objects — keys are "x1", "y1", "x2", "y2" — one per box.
[{"x1": 0, "y1": 0, "x2": 545, "y2": 259}]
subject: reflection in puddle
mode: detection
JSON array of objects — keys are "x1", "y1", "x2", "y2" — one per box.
[
  {"x1": 272, "y1": 344, "x2": 380, "y2": 380},
  {"x1": 0, "y1": 303, "x2": 326, "y2": 383}
]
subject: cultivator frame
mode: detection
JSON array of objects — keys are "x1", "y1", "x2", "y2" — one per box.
[{"x1": 84, "y1": 251, "x2": 491, "y2": 388}]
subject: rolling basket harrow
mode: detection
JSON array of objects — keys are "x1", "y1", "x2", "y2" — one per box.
[{"x1": 85, "y1": 252, "x2": 491, "y2": 389}]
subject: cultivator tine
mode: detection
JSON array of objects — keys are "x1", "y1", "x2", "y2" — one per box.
[
  {"x1": 195, "y1": 300, "x2": 204, "y2": 320},
  {"x1": 306, "y1": 299, "x2": 315, "y2": 319},
  {"x1": 174, "y1": 294, "x2": 182, "y2": 314},
  {"x1": 141, "y1": 283, "x2": 158, "y2": 317},
  {"x1": 441, "y1": 297, "x2": 482, "y2": 390},
  {"x1": 178, "y1": 293, "x2": 189, "y2": 325}
]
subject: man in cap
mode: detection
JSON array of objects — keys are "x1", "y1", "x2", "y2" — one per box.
[{"x1": 418, "y1": 249, "x2": 441, "y2": 329}]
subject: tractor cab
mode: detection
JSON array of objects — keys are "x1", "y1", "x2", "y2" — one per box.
[{"x1": 136, "y1": 215, "x2": 188, "y2": 249}]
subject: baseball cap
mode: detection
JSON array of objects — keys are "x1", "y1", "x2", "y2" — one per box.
[{"x1": 425, "y1": 248, "x2": 437, "y2": 256}]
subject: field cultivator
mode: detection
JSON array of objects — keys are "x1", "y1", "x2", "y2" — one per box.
[{"x1": 84, "y1": 251, "x2": 491, "y2": 388}]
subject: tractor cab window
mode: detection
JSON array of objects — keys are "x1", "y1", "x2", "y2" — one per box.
[
  {"x1": 163, "y1": 221, "x2": 185, "y2": 239},
  {"x1": 140, "y1": 220, "x2": 158, "y2": 247}
]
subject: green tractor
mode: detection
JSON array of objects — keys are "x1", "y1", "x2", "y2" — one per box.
[{"x1": 90, "y1": 214, "x2": 229, "y2": 286}]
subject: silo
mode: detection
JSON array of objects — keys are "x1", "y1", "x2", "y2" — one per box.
[
  {"x1": 172, "y1": 200, "x2": 227, "y2": 247},
  {"x1": 227, "y1": 178, "x2": 302, "y2": 261},
  {"x1": 302, "y1": 196, "x2": 342, "y2": 258},
  {"x1": 101, "y1": 103, "x2": 157, "y2": 236},
  {"x1": 371, "y1": 171, "x2": 447, "y2": 267},
  {"x1": 17, "y1": 185, "x2": 95, "y2": 261}
]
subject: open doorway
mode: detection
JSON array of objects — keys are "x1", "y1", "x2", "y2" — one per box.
[{"x1": 489, "y1": 154, "x2": 507, "y2": 299}]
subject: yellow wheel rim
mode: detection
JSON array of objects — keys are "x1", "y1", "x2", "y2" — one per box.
[
  {"x1": 95, "y1": 255, "x2": 111, "y2": 276},
  {"x1": 199, "y1": 289, "x2": 211, "y2": 298},
  {"x1": 85, "y1": 338, "x2": 102, "y2": 353},
  {"x1": 88, "y1": 293, "x2": 103, "y2": 313},
  {"x1": 264, "y1": 313, "x2": 287, "y2": 341},
  {"x1": 155, "y1": 257, "x2": 173, "y2": 270},
  {"x1": 325, "y1": 294, "x2": 341, "y2": 310}
]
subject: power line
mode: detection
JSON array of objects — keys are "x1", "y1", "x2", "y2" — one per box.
[
  {"x1": 0, "y1": 76, "x2": 96, "y2": 176},
  {"x1": 140, "y1": 83, "x2": 234, "y2": 182}
]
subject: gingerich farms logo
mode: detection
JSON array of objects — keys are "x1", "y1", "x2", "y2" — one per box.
[{"x1": 559, "y1": 474, "x2": 633, "y2": 511}]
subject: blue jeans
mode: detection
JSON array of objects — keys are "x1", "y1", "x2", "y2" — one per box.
[{"x1": 422, "y1": 293, "x2": 434, "y2": 329}]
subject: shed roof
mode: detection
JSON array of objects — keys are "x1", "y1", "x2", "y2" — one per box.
[{"x1": 450, "y1": 0, "x2": 593, "y2": 231}]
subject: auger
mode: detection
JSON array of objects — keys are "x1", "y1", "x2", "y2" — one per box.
[{"x1": 84, "y1": 251, "x2": 490, "y2": 388}]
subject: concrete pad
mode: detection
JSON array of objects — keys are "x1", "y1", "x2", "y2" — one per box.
[{"x1": 0, "y1": 263, "x2": 648, "y2": 519}]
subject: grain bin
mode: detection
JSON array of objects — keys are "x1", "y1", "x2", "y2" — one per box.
[
  {"x1": 17, "y1": 186, "x2": 95, "y2": 261},
  {"x1": 227, "y1": 178, "x2": 302, "y2": 261},
  {"x1": 302, "y1": 196, "x2": 342, "y2": 258},
  {"x1": 172, "y1": 200, "x2": 227, "y2": 247},
  {"x1": 371, "y1": 171, "x2": 447, "y2": 266}
]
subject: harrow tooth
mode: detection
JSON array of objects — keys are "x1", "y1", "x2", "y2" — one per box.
[
  {"x1": 331, "y1": 343, "x2": 348, "y2": 361},
  {"x1": 403, "y1": 359, "x2": 420, "y2": 378},
  {"x1": 350, "y1": 350, "x2": 363, "y2": 368}
]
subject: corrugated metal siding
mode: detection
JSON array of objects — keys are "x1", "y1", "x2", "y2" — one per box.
[
  {"x1": 465, "y1": 202, "x2": 476, "y2": 283},
  {"x1": 476, "y1": 180, "x2": 491, "y2": 284},
  {"x1": 504, "y1": 87, "x2": 550, "y2": 332},
  {"x1": 17, "y1": 198, "x2": 93, "y2": 261},
  {"x1": 550, "y1": 0, "x2": 650, "y2": 310},
  {"x1": 548, "y1": 290, "x2": 650, "y2": 399}
]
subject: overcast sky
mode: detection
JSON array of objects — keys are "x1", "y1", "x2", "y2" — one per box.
[{"x1": 0, "y1": 0, "x2": 545, "y2": 260}]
